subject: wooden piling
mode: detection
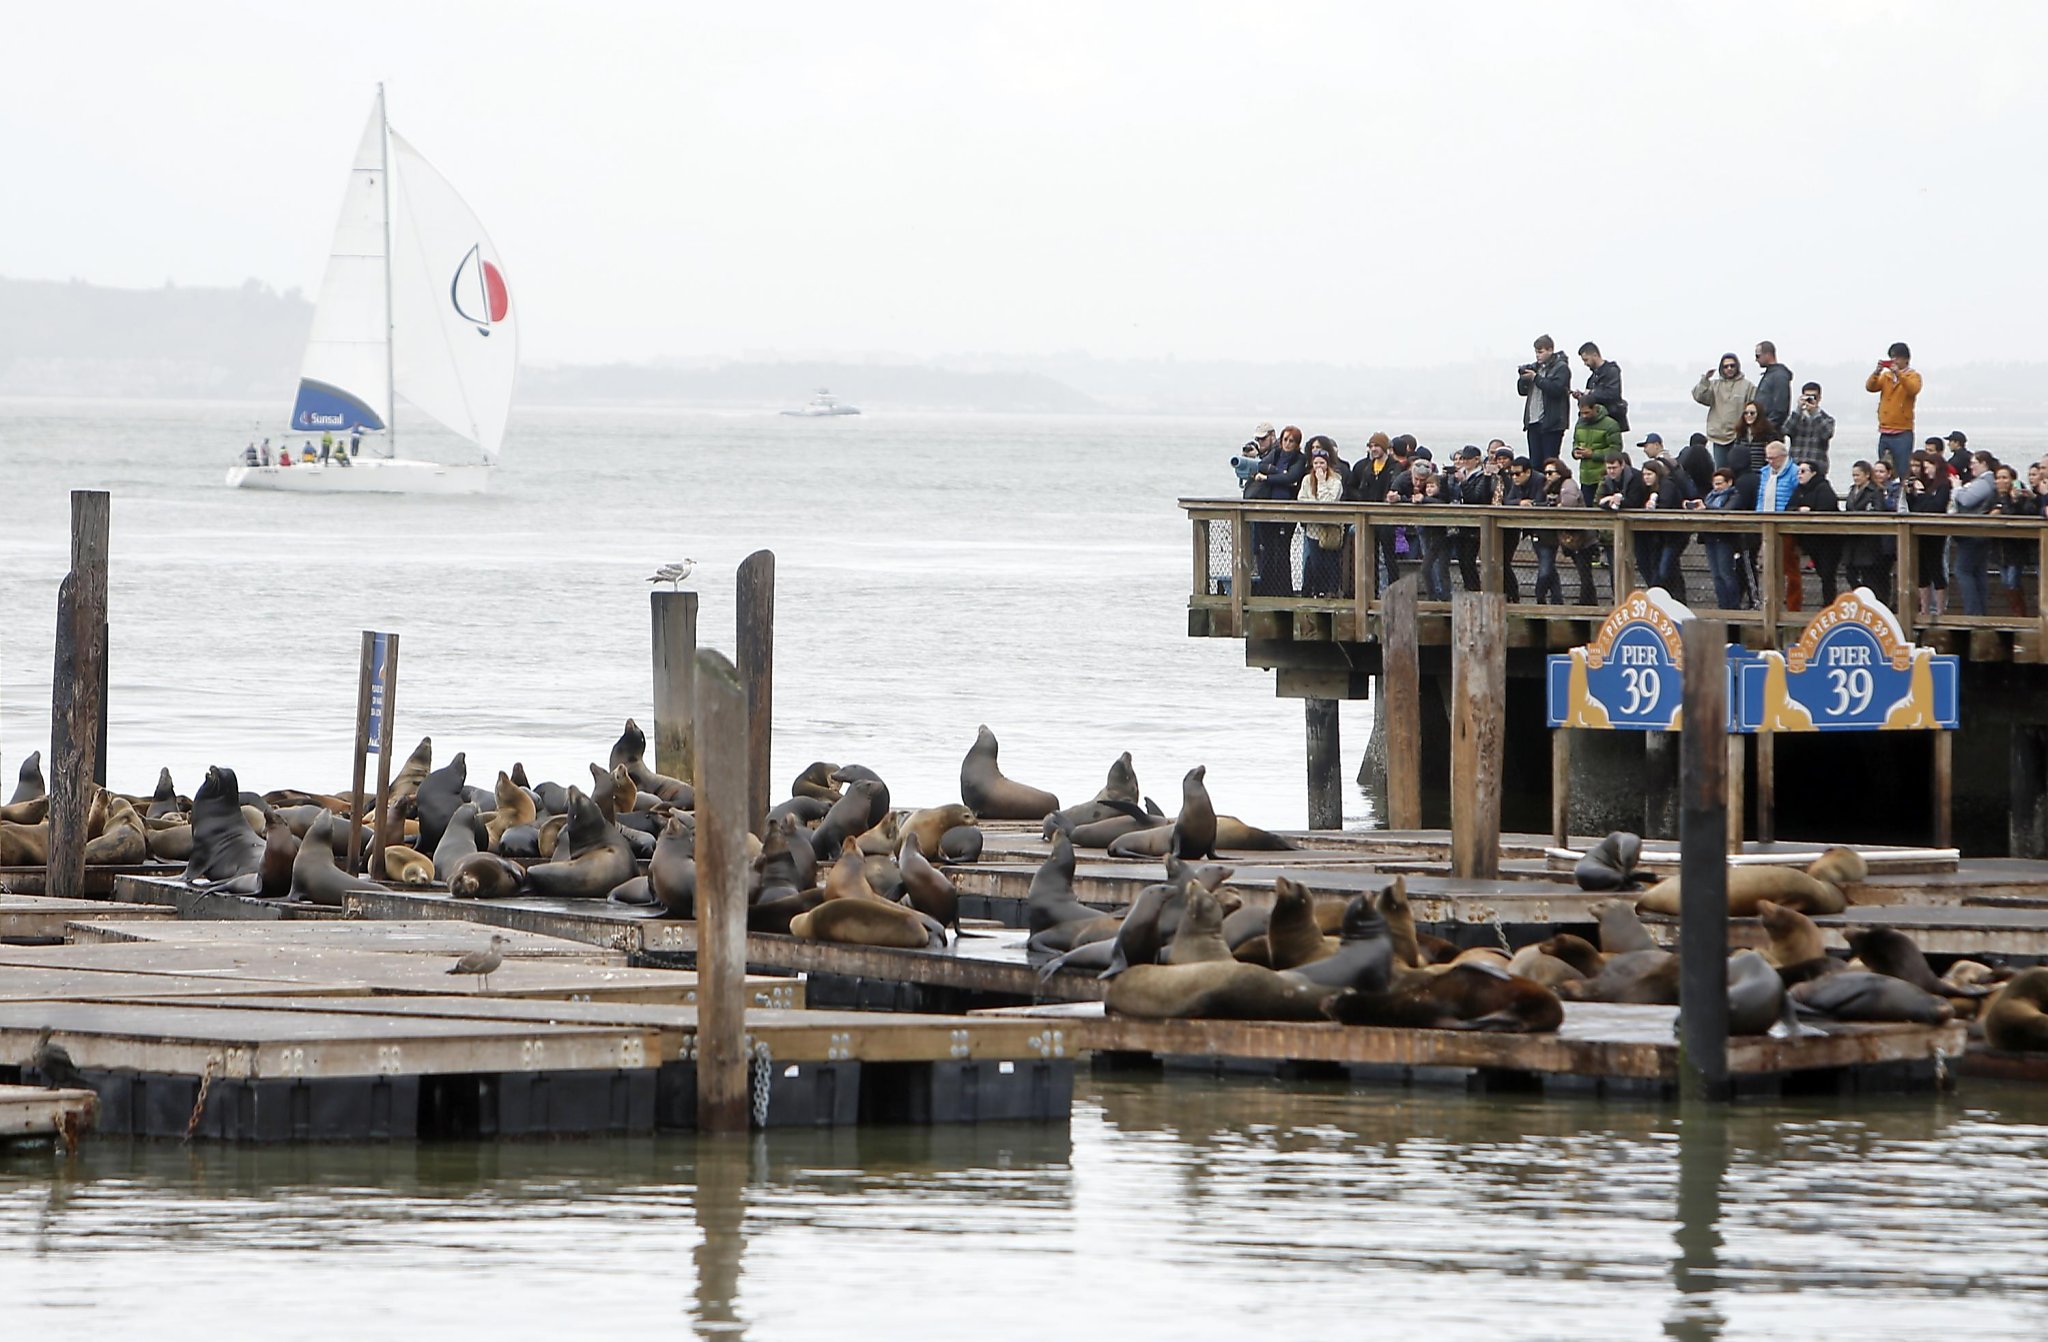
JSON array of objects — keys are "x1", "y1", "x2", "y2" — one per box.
[
  {"x1": 1678, "y1": 621, "x2": 1729, "y2": 1100},
  {"x1": 1381, "y1": 575, "x2": 1422, "y2": 830},
  {"x1": 1756, "y1": 730, "x2": 1776, "y2": 844},
  {"x1": 1934, "y1": 731, "x2": 1954, "y2": 850},
  {"x1": 1725, "y1": 734, "x2": 1745, "y2": 855},
  {"x1": 47, "y1": 491, "x2": 109, "y2": 905},
  {"x1": 1642, "y1": 730, "x2": 1679, "y2": 840},
  {"x1": 650, "y1": 591, "x2": 699, "y2": 783},
  {"x1": 347, "y1": 632, "x2": 375, "y2": 875},
  {"x1": 1305, "y1": 698, "x2": 1341, "y2": 829},
  {"x1": 367, "y1": 636, "x2": 399, "y2": 882},
  {"x1": 1550, "y1": 729, "x2": 1571, "y2": 849},
  {"x1": 1449, "y1": 591, "x2": 1505, "y2": 879},
  {"x1": 735, "y1": 551, "x2": 775, "y2": 838},
  {"x1": 693, "y1": 649, "x2": 751, "y2": 1133}
]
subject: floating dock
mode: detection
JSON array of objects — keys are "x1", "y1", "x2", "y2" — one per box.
[{"x1": 0, "y1": 1083, "x2": 96, "y2": 1147}]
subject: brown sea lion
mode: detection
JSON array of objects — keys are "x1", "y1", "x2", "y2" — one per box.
[
  {"x1": 1325, "y1": 961, "x2": 1564, "y2": 1032},
  {"x1": 1536, "y1": 933, "x2": 1604, "y2": 977},
  {"x1": 0, "y1": 794, "x2": 49, "y2": 825},
  {"x1": 1211, "y1": 816, "x2": 1299, "y2": 852},
  {"x1": 1847, "y1": 927, "x2": 1991, "y2": 999},
  {"x1": 382, "y1": 844, "x2": 436, "y2": 885},
  {"x1": 1558, "y1": 949, "x2": 1681, "y2": 1004},
  {"x1": 855, "y1": 811, "x2": 904, "y2": 857},
  {"x1": 537, "y1": 812, "x2": 568, "y2": 858},
  {"x1": 1266, "y1": 877, "x2": 1335, "y2": 970},
  {"x1": 82, "y1": 795, "x2": 146, "y2": 865},
  {"x1": 1165, "y1": 888, "x2": 1236, "y2": 965},
  {"x1": 648, "y1": 814, "x2": 696, "y2": 917},
  {"x1": 1791, "y1": 972, "x2": 1953, "y2": 1024},
  {"x1": 1805, "y1": 846, "x2": 1869, "y2": 889},
  {"x1": 0, "y1": 820, "x2": 49, "y2": 865},
  {"x1": 823, "y1": 837, "x2": 883, "y2": 901},
  {"x1": 1507, "y1": 946, "x2": 1589, "y2": 990},
  {"x1": 1982, "y1": 968, "x2": 2048, "y2": 1051},
  {"x1": 287, "y1": 812, "x2": 386, "y2": 906},
  {"x1": 256, "y1": 812, "x2": 298, "y2": 897},
  {"x1": 144, "y1": 818, "x2": 193, "y2": 862},
  {"x1": 791, "y1": 761, "x2": 843, "y2": 803},
  {"x1": 448, "y1": 852, "x2": 525, "y2": 900},
  {"x1": 1635, "y1": 864, "x2": 1847, "y2": 917},
  {"x1": 898, "y1": 835, "x2": 959, "y2": 929},
  {"x1": 790, "y1": 897, "x2": 940, "y2": 950},
  {"x1": 1106, "y1": 959, "x2": 1329, "y2": 1020},
  {"x1": 525, "y1": 788, "x2": 636, "y2": 899},
  {"x1": 901, "y1": 804, "x2": 975, "y2": 860},
  {"x1": 9, "y1": 751, "x2": 45, "y2": 805},
  {"x1": 612, "y1": 717, "x2": 693, "y2": 805},
  {"x1": 959, "y1": 725, "x2": 1060, "y2": 820},
  {"x1": 485, "y1": 771, "x2": 537, "y2": 848},
  {"x1": 1058, "y1": 808, "x2": 1163, "y2": 850},
  {"x1": 386, "y1": 737, "x2": 433, "y2": 810},
  {"x1": 184, "y1": 766, "x2": 265, "y2": 883}
]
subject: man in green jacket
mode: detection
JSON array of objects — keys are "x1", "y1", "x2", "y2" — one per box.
[{"x1": 1570, "y1": 399, "x2": 1622, "y2": 490}]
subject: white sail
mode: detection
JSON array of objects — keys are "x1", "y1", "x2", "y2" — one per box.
[
  {"x1": 388, "y1": 130, "x2": 517, "y2": 459},
  {"x1": 288, "y1": 107, "x2": 391, "y2": 435}
]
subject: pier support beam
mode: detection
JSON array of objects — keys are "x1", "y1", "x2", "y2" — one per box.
[
  {"x1": 693, "y1": 649, "x2": 751, "y2": 1134},
  {"x1": 1678, "y1": 621, "x2": 1730, "y2": 1101},
  {"x1": 1449, "y1": 592, "x2": 1504, "y2": 880},
  {"x1": 1642, "y1": 731, "x2": 1680, "y2": 841},
  {"x1": 1305, "y1": 698, "x2": 1341, "y2": 829},
  {"x1": 736, "y1": 551, "x2": 775, "y2": 838},
  {"x1": 2011, "y1": 726, "x2": 2048, "y2": 859},
  {"x1": 46, "y1": 490, "x2": 109, "y2": 905},
  {"x1": 651, "y1": 591, "x2": 699, "y2": 784},
  {"x1": 1380, "y1": 575, "x2": 1422, "y2": 830}
]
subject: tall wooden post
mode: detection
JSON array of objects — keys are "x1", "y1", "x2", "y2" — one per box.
[
  {"x1": 1756, "y1": 730, "x2": 1776, "y2": 844},
  {"x1": 1305, "y1": 698, "x2": 1341, "y2": 829},
  {"x1": 1678, "y1": 621, "x2": 1730, "y2": 1100},
  {"x1": 1643, "y1": 730, "x2": 1679, "y2": 839},
  {"x1": 651, "y1": 590, "x2": 699, "y2": 782},
  {"x1": 1381, "y1": 575, "x2": 1422, "y2": 831},
  {"x1": 1551, "y1": 729, "x2": 1572, "y2": 849},
  {"x1": 1933, "y1": 731, "x2": 1954, "y2": 849},
  {"x1": 1450, "y1": 591, "x2": 1505, "y2": 879},
  {"x1": 46, "y1": 491, "x2": 109, "y2": 904},
  {"x1": 367, "y1": 636, "x2": 399, "y2": 881},
  {"x1": 348, "y1": 632, "x2": 375, "y2": 875},
  {"x1": 735, "y1": 551, "x2": 775, "y2": 838},
  {"x1": 1725, "y1": 734, "x2": 1745, "y2": 854},
  {"x1": 694, "y1": 649, "x2": 751, "y2": 1133}
]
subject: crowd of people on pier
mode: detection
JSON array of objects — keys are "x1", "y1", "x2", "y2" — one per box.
[{"x1": 1233, "y1": 337, "x2": 2048, "y2": 618}]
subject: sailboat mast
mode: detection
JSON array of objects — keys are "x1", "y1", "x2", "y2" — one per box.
[{"x1": 378, "y1": 82, "x2": 398, "y2": 459}]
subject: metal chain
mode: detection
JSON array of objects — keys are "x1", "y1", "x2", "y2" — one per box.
[
  {"x1": 750, "y1": 1040, "x2": 773, "y2": 1128},
  {"x1": 184, "y1": 1056, "x2": 219, "y2": 1141},
  {"x1": 1933, "y1": 1043, "x2": 1950, "y2": 1089},
  {"x1": 1487, "y1": 909, "x2": 1511, "y2": 954}
]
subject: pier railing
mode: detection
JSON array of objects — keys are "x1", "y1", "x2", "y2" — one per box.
[{"x1": 1182, "y1": 499, "x2": 2048, "y2": 647}]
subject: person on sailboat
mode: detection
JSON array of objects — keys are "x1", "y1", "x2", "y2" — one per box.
[
  {"x1": 260, "y1": 438, "x2": 272, "y2": 465},
  {"x1": 278, "y1": 447, "x2": 295, "y2": 468},
  {"x1": 244, "y1": 442, "x2": 259, "y2": 467},
  {"x1": 349, "y1": 427, "x2": 362, "y2": 456},
  {"x1": 319, "y1": 439, "x2": 332, "y2": 464},
  {"x1": 335, "y1": 445, "x2": 353, "y2": 467},
  {"x1": 302, "y1": 442, "x2": 318, "y2": 464}
]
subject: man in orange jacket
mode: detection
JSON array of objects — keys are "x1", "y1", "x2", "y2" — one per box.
[{"x1": 1865, "y1": 341, "x2": 1922, "y2": 473}]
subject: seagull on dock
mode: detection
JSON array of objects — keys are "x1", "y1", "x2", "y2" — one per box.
[
  {"x1": 648, "y1": 559, "x2": 697, "y2": 591},
  {"x1": 447, "y1": 933, "x2": 507, "y2": 990}
]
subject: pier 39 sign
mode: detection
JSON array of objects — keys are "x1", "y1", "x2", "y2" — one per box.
[{"x1": 1547, "y1": 587, "x2": 1956, "y2": 733}]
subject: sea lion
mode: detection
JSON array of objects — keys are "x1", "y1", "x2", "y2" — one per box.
[
  {"x1": 790, "y1": 897, "x2": 943, "y2": 950},
  {"x1": 1172, "y1": 766, "x2": 1219, "y2": 859},
  {"x1": 287, "y1": 812, "x2": 385, "y2": 906},
  {"x1": 590, "y1": 762, "x2": 634, "y2": 823},
  {"x1": 145, "y1": 820, "x2": 193, "y2": 862},
  {"x1": 1040, "y1": 880, "x2": 1173, "y2": 981},
  {"x1": 791, "y1": 761, "x2": 843, "y2": 802},
  {"x1": 1324, "y1": 961, "x2": 1565, "y2": 1032},
  {"x1": 0, "y1": 794, "x2": 49, "y2": 825},
  {"x1": 1594, "y1": 898, "x2": 1658, "y2": 953},
  {"x1": 1106, "y1": 958, "x2": 1329, "y2": 1020},
  {"x1": 1284, "y1": 895, "x2": 1395, "y2": 994},
  {"x1": 448, "y1": 852, "x2": 525, "y2": 900},
  {"x1": 1535, "y1": 934, "x2": 1605, "y2": 978},
  {"x1": 386, "y1": 736, "x2": 434, "y2": 810},
  {"x1": 749, "y1": 886, "x2": 824, "y2": 934},
  {"x1": 414, "y1": 752, "x2": 469, "y2": 858},
  {"x1": 1106, "y1": 821, "x2": 1180, "y2": 860},
  {"x1": 812, "y1": 781, "x2": 885, "y2": 859},
  {"x1": 1024, "y1": 831, "x2": 1107, "y2": 939},
  {"x1": 1755, "y1": 900, "x2": 1827, "y2": 969},
  {"x1": 257, "y1": 812, "x2": 297, "y2": 897},
  {"x1": 145, "y1": 768, "x2": 182, "y2": 819},
  {"x1": 1210, "y1": 816, "x2": 1300, "y2": 852},
  {"x1": 767, "y1": 813, "x2": 816, "y2": 890},
  {"x1": 938, "y1": 825, "x2": 984, "y2": 863},
  {"x1": 382, "y1": 844, "x2": 437, "y2": 885},
  {"x1": 183, "y1": 766, "x2": 265, "y2": 882},
  {"x1": 1805, "y1": 846, "x2": 1869, "y2": 890},
  {"x1": 829, "y1": 766, "x2": 891, "y2": 828},
  {"x1": 1058, "y1": 807, "x2": 1163, "y2": 850},
  {"x1": 0, "y1": 821, "x2": 49, "y2": 865},
  {"x1": 537, "y1": 813, "x2": 569, "y2": 858},
  {"x1": 1558, "y1": 949, "x2": 1680, "y2": 1004},
  {"x1": 958, "y1": 725, "x2": 1060, "y2": 821},
  {"x1": 83, "y1": 795, "x2": 148, "y2": 865},
  {"x1": 432, "y1": 802, "x2": 482, "y2": 883},
  {"x1": 823, "y1": 836, "x2": 883, "y2": 901},
  {"x1": 524, "y1": 788, "x2": 636, "y2": 899},
  {"x1": 1982, "y1": 968, "x2": 2048, "y2": 1051},
  {"x1": 533, "y1": 779, "x2": 570, "y2": 816},
  {"x1": 8, "y1": 751, "x2": 45, "y2": 806},
  {"x1": 901, "y1": 804, "x2": 975, "y2": 860},
  {"x1": 1574, "y1": 831, "x2": 1650, "y2": 892},
  {"x1": 497, "y1": 825, "x2": 543, "y2": 861},
  {"x1": 1635, "y1": 864, "x2": 1847, "y2": 917},
  {"x1": 611, "y1": 717, "x2": 692, "y2": 804},
  {"x1": 1725, "y1": 949, "x2": 1787, "y2": 1035},
  {"x1": 485, "y1": 771, "x2": 537, "y2": 848},
  {"x1": 855, "y1": 811, "x2": 904, "y2": 856},
  {"x1": 1164, "y1": 887, "x2": 1237, "y2": 965},
  {"x1": 1506, "y1": 946, "x2": 1589, "y2": 990},
  {"x1": 609, "y1": 875, "x2": 656, "y2": 906},
  {"x1": 1265, "y1": 877, "x2": 1335, "y2": 970},
  {"x1": 767, "y1": 795, "x2": 832, "y2": 828},
  {"x1": 1092, "y1": 751, "x2": 1140, "y2": 805},
  {"x1": 648, "y1": 814, "x2": 697, "y2": 917},
  {"x1": 753, "y1": 817, "x2": 804, "y2": 902},
  {"x1": 898, "y1": 835, "x2": 959, "y2": 929},
  {"x1": 1791, "y1": 972, "x2": 1953, "y2": 1024},
  {"x1": 1847, "y1": 927, "x2": 1991, "y2": 999},
  {"x1": 1374, "y1": 878, "x2": 1427, "y2": 968}
]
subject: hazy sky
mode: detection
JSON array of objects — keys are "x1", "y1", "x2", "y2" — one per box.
[{"x1": 7, "y1": 2, "x2": 2045, "y2": 367}]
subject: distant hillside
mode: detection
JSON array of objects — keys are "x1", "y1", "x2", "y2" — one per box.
[
  {"x1": 520, "y1": 360, "x2": 1098, "y2": 413},
  {"x1": 0, "y1": 276, "x2": 311, "y2": 399}
]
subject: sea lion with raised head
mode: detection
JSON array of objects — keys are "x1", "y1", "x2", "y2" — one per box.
[
  {"x1": 287, "y1": 812, "x2": 386, "y2": 906},
  {"x1": 145, "y1": 768, "x2": 182, "y2": 819},
  {"x1": 648, "y1": 813, "x2": 697, "y2": 917},
  {"x1": 449, "y1": 852, "x2": 525, "y2": 900},
  {"x1": 791, "y1": 761, "x2": 843, "y2": 802},
  {"x1": 1594, "y1": 898, "x2": 1658, "y2": 953},
  {"x1": 812, "y1": 781, "x2": 885, "y2": 860},
  {"x1": 1172, "y1": 766, "x2": 1219, "y2": 859},
  {"x1": 1725, "y1": 949, "x2": 1788, "y2": 1035},
  {"x1": 1374, "y1": 877, "x2": 1459, "y2": 968},
  {"x1": 1982, "y1": 968, "x2": 2048, "y2": 1051},
  {"x1": 1265, "y1": 877, "x2": 1335, "y2": 970},
  {"x1": 1790, "y1": 972, "x2": 1953, "y2": 1024},
  {"x1": 855, "y1": 811, "x2": 904, "y2": 857},
  {"x1": 1039, "y1": 880, "x2": 1173, "y2": 982},
  {"x1": 485, "y1": 771, "x2": 537, "y2": 848},
  {"x1": 1574, "y1": 831, "x2": 1650, "y2": 892},
  {"x1": 432, "y1": 802, "x2": 482, "y2": 883},
  {"x1": 183, "y1": 766, "x2": 266, "y2": 882},
  {"x1": 257, "y1": 812, "x2": 298, "y2": 897},
  {"x1": 1847, "y1": 927, "x2": 1991, "y2": 999},
  {"x1": 414, "y1": 753, "x2": 470, "y2": 859},
  {"x1": 1755, "y1": 900, "x2": 1829, "y2": 972},
  {"x1": 898, "y1": 835, "x2": 959, "y2": 929},
  {"x1": 611, "y1": 717, "x2": 693, "y2": 805},
  {"x1": 959, "y1": 725, "x2": 1060, "y2": 820},
  {"x1": 1164, "y1": 887, "x2": 1237, "y2": 965},
  {"x1": 82, "y1": 794, "x2": 148, "y2": 865},
  {"x1": 1283, "y1": 895, "x2": 1394, "y2": 994},
  {"x1": 901, "y1": 804, "x2": 975, "y2": 860},
  {"x1": 8, "y1": 751, "x2": 45, "y2": 806},
  {"x1": 829, "y1": 766, "x2": 891, "y2": 828},
  {"x1": 524, "y1": 788, "x2": 636, "y2": 899},
  {"x1": 1024, "y1": 830, "x2": 1107, "y2": 939}
]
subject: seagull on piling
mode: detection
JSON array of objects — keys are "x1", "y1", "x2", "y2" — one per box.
[
  {"x1": 648, "y1": 559, "x2": 697, "y2": 591},
  {"x1": 446, "y1": 933, "x2": 507, "y2": 990}
]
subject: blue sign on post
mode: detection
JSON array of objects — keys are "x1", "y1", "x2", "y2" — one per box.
[
  {"x1": 1734, "y1": 589, "x2": 1958, "y2": 732},
  {"x1": 366, "y1": 631, "x2": 391, "y2": 754},
  {"x1": 1546, "y1": 589, "x2": 1711, "y2": 731}
]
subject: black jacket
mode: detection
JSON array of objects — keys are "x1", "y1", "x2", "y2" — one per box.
[
  {"x1": 1252, "y1": 446, "x2": 1306, "y2": 500},
  {"x1": 1517, "y1": 354, "x2": 1573, "y2": 432},
  {"x1": 1789, "y1": 475, "x2": 1840, "y2": 513},
  {"x1": 1595, "y1": 467, "x2": 1648, "y2": 510},
  {"x1": 1754, "y1": 363, "x2": 1794, "y2": 429},
  {"x1": 1675, "y1": 443, "x2": 1715, "y2": 498},
  {"x1": 1582, "y1": 361, "x2": 1627, "y2": 431},
  {"x1": 1345, "y1": 454, "x2": 1396, "y2": 503}
]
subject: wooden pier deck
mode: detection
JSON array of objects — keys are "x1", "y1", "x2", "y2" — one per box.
[
  {"x1": 3, "y1": 893, "x2": 175, "y2": 943},
  {"x1": 984, "y1": 1002, "x2": 1967, "y2": 1099}
]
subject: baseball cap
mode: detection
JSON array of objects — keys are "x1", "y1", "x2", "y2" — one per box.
[
  {"x1": 1457, "y1": 445, "x2": 1482, "y2": 460},
  {"x1": 1413, "y1": 446, "x2": 1433, "y2": 461},
  {"x1": 1637, "y1": 433, "x2": 1663, "y2": 446},
  {"x1": 1254, "y1": 421, "x2": 1275, "y2": 437},
  {"x1": 1947, "y1": 430, "x2": 1968, "y2": 445},
  {"x1": 1688, "y1": 432, "x2": 1709, "y2": 447}
]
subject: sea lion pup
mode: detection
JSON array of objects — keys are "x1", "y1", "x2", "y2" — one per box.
[
  {"x1": 901, "y1": 804, "x2": 975, "y2": 860},
  {"x1": 1593, "y1": 898, "x2": 1658, "y2": 954},
  {"x1": 413, "y1": 752, "x2": 469, "y2": 858},
  {"x1": 812, "y1": 781, "x2": 885, "y2": 860},
  {"x1": 1847, "y1": 927, "x2": 1992, "y2": 1000},
  {"x1": 1324, "y1": 959, "x2": 1564, "y2": 1032},
  {"x1": 1636, "y1": 864, "x2": 1847, "y2": 917},
  {"x1": 1805, "y1": 846, "x2": 1869, "y2": 890},
  {"x1": 791, "y1": 761, "x2": 843, "y2": 803},
  {"x1": 382, "y1": 844, "x2": 437, "y2": 886},
  {"x1": 183, "y1": 766, "x2": 266, "y2": 882},
  {"x1": 611, "y1": 717, "x2": 693, "y2": 805},
  {"x1": 1790, "y1": 972, "x2": 1953, "y2": 1025},
  {"x1": 959, "y1": 725, "x2": 1060, "y2": 821},
  {"x1": 1574, "y1": 831, "x2": 1652, "y2": 892},
  {"x1": 1558, "y1": 948, "x2": 1681, "y2": 1004},
  {"x1": 830, "y1": 766, "x2": 891, "y2": 827},
  {"x1": 9, "y1": 751, "x2": 45, "y2": 805},
  {"x1": 449, "y1": 852, "x2": 525, "y2": 900},
  {"x1": 939, "y1": 825, "x2": 984, "y2": 863},
  {"x1": 1724, "y1": 949, "x2": 1788, "y2": 1035},
  {"x1": 484, "y1": 771, "x2": 537, "y2": 849},
  {"x1": 855, "y1": 811, "x2": 904, "y2": 857},
  {"x1": 1944, "y1": 960, "x2": 2012, "y2": 990},
  {"x1": 145, "y1": 768, "x2": 182, "y2": 819},
  {"x1": 648, "y1": 814, "x2": 697, "y2": 917},
  {"x1": 898, "y1": 835, "x2": 960, "y2": 930},
  {"x1": 287, "y1": 812, "x2": 386, "y2": 907},
  {"x1": 524, "y1": 788, "x2": 636, "y2": 899},
  {"x1": 432, "y1": 802, "x2": 483, "y2": 883},
  {"x1": 1507, "y1": 945, "x2": 1590, "y2": 990},
  {"x1": 1982, "y1": 968, "x2": 2048, "y2": 1051},
  {"x1": 1265, "y1": 877, "x2": 1336, "y2": 970}
]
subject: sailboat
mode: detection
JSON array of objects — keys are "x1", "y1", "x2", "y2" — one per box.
[{"x1": 227, "y1": 86, "x2": 516, "y2": 495}]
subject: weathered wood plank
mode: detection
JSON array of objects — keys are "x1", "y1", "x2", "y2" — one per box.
[
  {"x1": 1450, "y1": 592, "x2": 1505, "y2": 879},
  {"x1": 0, "y1": 1084, "x2": 96, "y2": 1141},
  {"x1": 651, "y1": 590, "x2": 700, "y2": 782},
  {"x1": 63, "y1": 919, "x2": 626, "y2": 963},
  {"x1": 735, "y1": 551, "x2": 775, "y2": 837},
  {"x1": 693, "y1": 647, "x2": 753, "y2": 1131},
  {"x1": 1381, "y1": 575, "x2": 1422, "y2": 830},
  {"x1": 1, "y1": 894, "x2": 175, "y2": 941}
]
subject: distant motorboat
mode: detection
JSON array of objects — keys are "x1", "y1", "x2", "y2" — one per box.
[{"x1": 780, "y1": 388, "x2": 861, "y2": 417}]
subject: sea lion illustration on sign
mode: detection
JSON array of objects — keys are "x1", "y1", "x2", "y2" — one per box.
[
  {"x1": 1756, "y1": 652, "x2": 1816, "y2": 731},
  {"x1": 1883, "y1": 647, "x2": 1941, "y2": 730},
  {"x1": 1563, "y1": 647, "x2": 1613, "y2": 729}
]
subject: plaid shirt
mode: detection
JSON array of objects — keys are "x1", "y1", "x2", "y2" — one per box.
[{"x1": 1780, "y1": 407, "x2": 1836, "y2": 470}]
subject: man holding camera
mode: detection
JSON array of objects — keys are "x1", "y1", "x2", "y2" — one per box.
[
  {"x1": 1517, "y1": 335, "x2": 1572, "y2": 466},
  {"x1": 1781, "y1": 383, "x2": 1835, "y2": 476},
  {"x1": 1864, "y1": 343, "x2": 1922, "y2": 472}
]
